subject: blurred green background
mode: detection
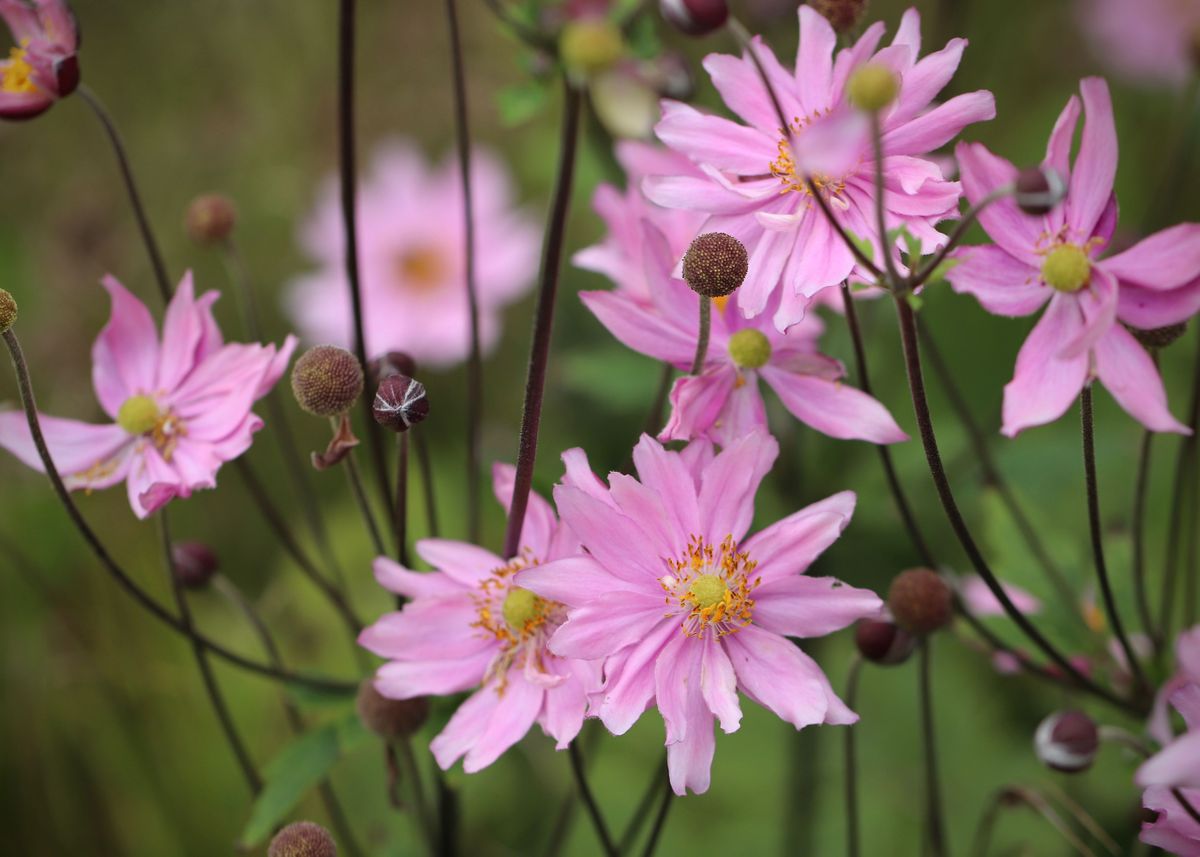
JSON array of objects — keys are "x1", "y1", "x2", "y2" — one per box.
[{"x1": 1, "y1": 0, "x2": 1198, "y2": 854}]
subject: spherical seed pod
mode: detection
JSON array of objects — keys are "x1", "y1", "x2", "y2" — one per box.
[
  {"x1": 854, "y1": 617, "x2": 916, "y2": 666},
  {"x1": 682, "y1": 232, "x2": 748, "y2": 298},
  {"x1": 356, "y1": 681, "x2": 430, "y2": 740},
  {"x1": 372, "y1": 374, "x2": 430, "y2": 433},
  {"x1": 887, "y1": 568, "x2": 953, "y2": 635},
  {"x1": 291, "y1": 345, "x2": 364, "y2": 417},
  {"x1": 1034, "y1": 710, "x2": 1099, "y2": 773},
  {"x1": 0, "y1": 289, "x2": 16, "y2": 334},
  {"x1": 171, "y1": 542, "x2": 219, "y2": 589},
  {"x1": 368, "y1": 351, "x2": 418, "y2": 388},
  {"x1": 1127, "y1": 321, "x2": 1188, "y2": 350},
  {"x1": 268, "y1": 821, "x2": 338, "y2": 857},
  {"x1": 847, "y1": 63, "x2": 899, "y2": 112},
  {"x1": 660, "y1": 0, "x2": 728, "y2": 37},
  {"x1": 806, "y1": 0, "x2": 868, "y2": 34},
  {"x1": 1014, "y1": 166, "x2": 1065, "y2": 216},
  {"x1": 185, "y1": 194, "x2": 237, "y2": 245}
]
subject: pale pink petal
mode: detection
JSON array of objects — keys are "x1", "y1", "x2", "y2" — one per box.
[
  {"x1": 659, "y1": 367, "x2": 737, "y2": 444},
  {"x1": 1058, "y1": 266, "x2": 1117, "y2": 359},
  {"x1": 697, "y1": 430, "x2": 778, "y2": 544},
  {"x1": 1001, "y1": 295, "x2": 1090, "y2": 437},
  {"x1": 594, "y1": 618, "x2": 677, "y2": 734},
  {"x1": 374, "y1": 649, "x2": 493, "y2": 698},
  {"x1": 157, "y1": 273, "x2": 211, "y2": 393},
  {"x1": 742, "y1": 492, "x2": 856, "y2": 584},
  {"x1": 631, "y1": 433, "x2": 702, "y2": 537},
  {"x1": 515, "y1": 557, "x2": 637, "y2": 607},
  {"x1": 1093, "y1": 325, "x2": 1190, "y2": 434},
  {"x1": 0, "y1": 411, "x2": 130, "y2": 479},
  {"x1": 701, "y1": 635, "x2": 742, "y2": 733},
  {"x1": 709, "y1": 373, "x2": 770, "y2": 448},
  {"x1": 608, "y1": 472, "x2": 687, "y2": 560},
  {"x1": 357, "y1": 597, "x2": 490, "y2": 660},
  {"x1": 947, "y1": 245, "x2": 1047, "y2": 317},
  {"x1": 890, "y1": 39, "x2": 965, "y2": 125},
  {"x1": 540, "y1": 665, "x2": 592, "y2": 749},
  {"x1": 1103, "y1": 224, "x2": 1200, "y2": 292},
  {"x1": 1138, "y1": 731, "x2": 1200, "y2": 789},
  {"x1": 461, "y1": 672, "x2": 544, "y2": 773},
  {"x1": 955, "y1": 142, "x2": 1041, "y2": 265},
  {"x1": 752, "y1": 577, "x2": 882, "y2": 638},
  {"x1": 657, "y1": 633, "x2": 715, "y2": 795},
  {"x1": 491, "y1": 462, "x2": 556, "y2": 557},
  {"x1": 761, "y1": 367, "x2": 908, "y2": 443},
  {"x1": 794, "y1": 6, "x2": 836, "y2": 115},
  {"x1": 1067, "y1": 78, "x2": 1117, "y2": 239},
  {"x1": 372, "y1": 556, "x2": 463, "y2": 599},
  {"x1": 723, "y1": 626, "x2": 833, "y2": 729},
  {"x1": 1118, "y1": 279, "x2": 1200, "y2": 329},
  {"x1": 415, "y1": 538, "x2": 505, "y2": 587},
  {"x1": 881, "y1": 91, "x2": 995, "y2": 157},
  {"x1": 959, "y1": 574, "x2": 1042, "y2": 617},
  {"x1": 92, "y1": 276, "x2": 160, "y2": 417},
  {"x1": 553, "y1": 485, "x2": 675, "y2": 584},
  {"x1": 655, "y1": 101, "x2": 776, "y2": 175},
  {"x1": 428, "y1": 685, "x2": 501, "y2": 770},
  {"x1": 1044, "y1": 95, "x2": 1081, "y2": 184},
  {"x1": 702, "y1": 51, "x2": 778, "y2": 132},
  {"x1": 547, "y1": 591, "x2": 669, "y2": 660},
  {"x1": 580, "y1": 289, "x2": 695, "y2": 366}
]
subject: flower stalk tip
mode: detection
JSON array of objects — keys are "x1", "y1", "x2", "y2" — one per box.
[{"x1": 0, "y1": 288, "x2": 16, "y2": 333}]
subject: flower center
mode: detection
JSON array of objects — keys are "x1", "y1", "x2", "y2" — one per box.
[
  {"x1": 768, "y1": 113, "x2": 848, "y2": 204},
  {"x1": 502, "y1": 587, "x2": 543, "y2": 634},
  {"x1": 1041, "y1": 244, "x2": 1090, "y2": 293},
  {"x1": 728, "y1": 329, "x2": 771, "y2": 369},
  {"x1": 116, "y1": 395, "x2": 187, "y2": 460},
  {"x1": 396, "y1": 245, "x2": 447, "y2": 291},
  {"x1": 472, "y1": 555, "x2": 556, "y2": 648},
  {"x1": 1, "y1": 45, "x2": 39, "y2": 95},
  {"x1": 662, "y1": 535, "x2": 760, "y2": 639}
]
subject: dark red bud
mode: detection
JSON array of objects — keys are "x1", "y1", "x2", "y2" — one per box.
[{"x1": 660, "y1": 0, "x2": 728, "y2": 36}]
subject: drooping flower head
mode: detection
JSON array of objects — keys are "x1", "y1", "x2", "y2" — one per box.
[
  {"x1": 286, "y1": 140, "x2": 539, "y2": 368},
  {"x1": 0, "y1": 0, "x2": 79, "y2": 120},
  {"x1": 948, "y1": 76, "x2": 1200, "y2": 436},
  {"x1": 1080, "y1": 0, "x2": 1200, "y2": 88},
  {"x1": 0, "y1": 274, "x2": 296, "y2": 517},
  {"x1": 359, "y1": 464, "x2": 599, "y2": 773},
  {"x1": 645, "y1": 6, "x2": 994, "y2": 330},
  {"x1": 516, "y1": 432, "x2": 882, "y2": 794}
]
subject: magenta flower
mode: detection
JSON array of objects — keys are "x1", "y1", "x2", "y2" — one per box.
[
  {"x1": 0, "y1": 0, "x2": 79, "y2": 120},
  {"x1": 948, "y1": 77, "x2": 1200, "y2": 436},
  {"x1": 286, "y1": 140, "x2": 539, "y2": 368},
  {"x1": 0, "y1": 274, "x2": 295, "y2": 517},
  {"x1": 1080, "y1": 0, "x2": 1200, "y2": 88},
  {"x1": 359, "y1": 464, "x2": 600, "y2": 773},
  {"x1": 516, "y1": 432, "x2": 881, "y2": 795},
  {"x1": 645, "y1": 6, "x2": 994, "y2": 330}
]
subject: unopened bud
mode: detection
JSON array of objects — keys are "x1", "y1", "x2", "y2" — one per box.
[
  {"x1": 185, "y1": 194, "x2": 237, "y2": 245},
  {"x1": 655, "y1": 52, "x2": 695, "y2": 100},
  {"x1": 0, "y1": 289, "x2": 16, "y2": 334},
  {"x1": 291, "y1": 345, "x2": 364, "y2": 417},
  {"x1": 887, "y1": 569, "x2": 953, "y2": 635},
  {"x1": 847, "y1": 63, "x2": 898, "y2": 112},
  {"x1": 682, "y1": 232, "x2": 748, "y2": 298},
  {"x1": 1126, "y1": 321, "x2": 1188, "y2": 350},
  {"x1": 356, "y1": 681, "x2": 430, "y2": 739},
  {"x1": 559, "y1": 19, "x2": 624, "y2": 78},
  {"x1": 368, "y1": 351, "x2": 418, "y2": 389},
  {"x1": 1034, "y1": 710, "x2": 1099, "y2": 773},
  {"x1": 171, "y1": 542, "x2": 218, "y2": 589},
  {"x1": 373, "y1": 375, "x2": 430, "y2": 433},
  {"x1": 806, "y1": 0, "x2": 868, "y2": 34},
  {"x1": 660, "y1": 0, "x2": 728, "y2": 36},
  {"x1": 268, "y1": 821, "x2": 337, "y2": 857},
  {"x1": 854, "y1": 617, "x2": 916, "y2": 665},
  {"x1": 1014, "y1": 166, "x2": 1065, "y2": 216}
]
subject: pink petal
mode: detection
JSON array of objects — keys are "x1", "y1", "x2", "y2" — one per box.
[
  {"x1": 0, "y1": 411, "x2": 130, "y2": 480},
  {"x1": 580, "y1": 289, "x2": 695, "y2": 366},
  {"x1": 655, "y1": 101, "x2": 776, "y2": 175},
  {"x1": 656, "y1": 633, "x2": 715, "y2": 795},
  {"x1": 659, "y1": 367, "x2": 737, "y2": 444},
  {"x1": 492, "y1": 462, "x2": 556, "y2": 557},
  {"x1": 1001, "y1": 295, "x2": 1090, "y2": 437},
  {"x1": 1043, "y1": 95, "x2": 1081, "y2": 185},
  {"x1": 954, "y1": 142, "x2": 1040, "y2": 266},
  {"x1": 540, "y1": 665, "x2": 593, "y2": 749},
  {"x1": 761, "y1": 367, "x2": 908, "y2": 443},
  {"x1": 1137, "y1": 731, "x2": 1200, "y2": 789},
  {"x1": 701, "y1": 635, "x2": 742, "y2": 733},
  {"x1": 881, "y1": 91, "x2": 995, "y2": 158},
  {"x1": 1118, "y1": 279, "x2": 1200, "y2": 330},
  {"x1": 92, "y1": 276, "x2": 160, "y2": 418},
  {"x1": 415, "y1": 538, "x2": 505, "y2": 587},
  {"x1": 1093, "y1": 326, "x2": 1191, "y2": 434},
  {"x1": 642, "y1": 173, "x2": 762, "y2": 216},
  {"x1": 1103, "y1": 224, "x2": 1200, "y2": 292},
  {"x1": 947, "y1": 245, "x2": 1047, "y2": 317},
  {"x1": 703, "y1": 51, "x2": 777, "y2": 131},
  {"x1": 594, "y1": 618, "x2": 677, "y2": 735},
  {"x1": 742, "y1": 491, "x2": 857, "y2": 584},
  {"x1": 1058, "y1": 266, "x2": 1117, "y2": 360},
  {"x1": 959, "y1": 574, "x2": 1042, "y2": 617},
  {"x1": 794, "y1": 6, "x2": 836, "y2": 115},
  {"x1": 697, "y1": 430, "x2": 778, "y2": 544},
  {"x1": 631, "y1": 433, "x2": 702, "y2": 536},
  {"x1": 723, "y1": 625, "x2": 840, "y2": 728},
  {"x1": 372, "y1": 556, "x2": 463, "y2": 599},
  {"x1": 890, "y1": 39, "x2": 965, "y2": 126},
  {"x1": 515, "y1": 557, "x2": 637, "y2": 607},
  {"x1": 709, "y1": 373, "x2": 770, "y2": 448},
  {"x1": 429, "y1": 684, "x2": 501, "y2": 770},
  {"x1": 357, "y1": 596, "x2": 489, "y2": 660},
  {"x1": 1067, "y1": 77, "x2": 1117, "y2": 239},
  {"x1": 461, "y1": 672, "x2": 545, "y2": 773},
  {"x1": 752, "y1": 576, "x2": 882, "y2": 638},
  {"x1": 609, "y1": 472, "x2": 687, "y2": 560},
  {"x1": 547, "y1": 591, "x2": 668, "y2": 660},
  {"x1": 157, "y1": 273, "x2": 214, "y2": 393},
  {"x1": 553, "y1": 485, "x2": 673, "y2": 584},
  {"x1": 373, "y1": 648, "x2": 493, "y2": 698}
]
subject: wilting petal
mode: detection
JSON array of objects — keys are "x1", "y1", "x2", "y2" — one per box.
[
  {"x1": 752, "y1": 577, "x2": 882, "y2": 638},
  {"x1": 1001, "y1": 296, "x2": 1090, "y2": 437},
  {"x1": 1093, "y1": 325, "x2": 1190, "y2": 434}
]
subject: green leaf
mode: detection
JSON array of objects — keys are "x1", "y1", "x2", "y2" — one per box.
[
  {"x1": 900, "y1": 228, "x2": 924, "y2": 268},
  {"x1": 238, "y1": 723, "x2": 342, "y2": 848},
  {"x1": 497, "y1": 81, "x2": 548, "y2": 127}
]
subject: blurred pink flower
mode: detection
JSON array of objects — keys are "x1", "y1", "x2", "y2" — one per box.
[
  {"x1": 1080, "y1": 0, "x2": 1200, "y2": 88},
  {"x1": 645, "y1": 6, "x2": 993, "y2": 330},
  {"x1": 0, "y1": 0, "x2": 79, "y2": 119},
  {"x1": 959, "y1": 574, "x2": 1042, "y2": 617},
  {"x1": 360, "y1": 464, "x2": 600, "y2": 773},
  {"x1": 516, "y1": 432, "x2": 881, "y2": 794},
  {"x1": 1141, "y1": 787, "x2": 1200, "y2": 855},
  {"x1": 949, "y1": 76, "x2": 1200, "y2": 437},
  {"x1": 0, "y1": 274, "x2": 295, "y2": 517},
  {"x1": 287, "y1": 140, "x2": 539, "y2": 368}
]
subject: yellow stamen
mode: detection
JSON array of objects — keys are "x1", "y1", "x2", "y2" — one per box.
[
  {"x1": 396, "y1": 245, "x2": 448, "y2": 290},
  {"x1": 1, "y1": 45, "x2": 40, "y2": 95}
]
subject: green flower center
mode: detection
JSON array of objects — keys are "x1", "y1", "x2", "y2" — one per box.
[
  {"x1": 728, "y1": 329, "x2": 771, "y2": 369},
  {"x1": 117, "y1": 395, "x2": 161, "y2": 436},
  {"x1": 502, "y1": 587, "x2": 542, "y2": 633},
  {"x1": 1041, "y1": 245, "x2": 1091, "y2": 293},
  {"x1": 687, "y1": 574, "x2": 728, "y2": 610}
]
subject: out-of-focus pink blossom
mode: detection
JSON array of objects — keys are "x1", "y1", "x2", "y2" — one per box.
[
  {"x1": 959, "y1": 574, "x2": 1042, "y2": 617},
  {"x1": 0, "y1": 0, "x2": 79, "y2": 119},
  {"x1": 1080, "y1": 0, "x2": 1200, "y2": 88}
]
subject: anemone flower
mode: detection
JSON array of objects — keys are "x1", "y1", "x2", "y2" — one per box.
[
  {"x1": 0, "y1": 0, "x2": 79, "y2": 120},
  {"x1": 1080, "y1": 0, "x2": 1200, "y2": 88}
]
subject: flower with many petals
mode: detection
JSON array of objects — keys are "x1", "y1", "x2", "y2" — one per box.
[
  {"x1": 360, "y1": 465, "x2": 599, "y2": 773},
  {"x1": 517, "y1": 432, "x2": 882, "y2": 795},
  {"x1": 286, "y1": 140, "x2": 539, "y2": 368},
  {"x1": 0, "y1": 274, "x2": 295, "y2": 517},
  {"x1": 1080, "y1": 0, "x2": 1200, "y2": 88},
  {"x1": 949, "y1": 77, "x2": 1200, "y2": 437},
  {"x1": 645, "y1": 6, "x2": 994, "y2": 330},
  {"x1": 0, "y1": 0, "x2": 79, "y2": 120}
]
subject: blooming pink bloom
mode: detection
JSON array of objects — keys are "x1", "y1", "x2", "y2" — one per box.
[
  {"x1": 286, "y1": 140, "x2": 539, "y2": 368},
  {"x1": 0, "y1": 0, "x2": 79, "y2": 120},
  {"x1": 948, "y1": 77, "x2": 1200, "y2": 436},
  {"x1": 359, "y1": 464, "x2": 599, "y2": 773},
  {"x1": 516, "y1": 432, "x2": 881, "y2": 795},
  {"x1": 0, "y1": 274, "x2": 295, "y2": 517},
  {"x1": 645, "y1": 6, "x2": 994, "y2": 330},
  {"x1": 1080, "y1": 0, "x2": 1200, "y2": 88}
]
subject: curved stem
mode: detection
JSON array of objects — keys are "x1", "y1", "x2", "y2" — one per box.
[
  {"x1": 413, "y1": 429, "x2": 441, "y2": 538},
  {"x1": 919, "y1": 640, "x2": 946, "y2": 857},
  {"x1": 640, "y1": 776, "x2": 675, "y2": 857},
  {"x1": 567, "y1": 742, "x2": 618, "y2": 857},
  {"x1": 76, "y1": 85, "x2": 172, "y2": 304},
  {"x1": 690, "y1": 297, "x2": 711, "y2": 376},
  {"x1": 843, "y1": 657, "x2": 863, "y2": 857},
  {"x1": 394, "y1": 432, "x2": 410, "y2": 568},
  {"x1": 907, "y1": 185, "x2": 1013, "y2": 291},
  {"x1": 869, "y1": 112, "x2": 902, "y2": 286},
  {"x1": 1157, "y1": 339, "x2": 1200, "y2": 641},
  {"x1": 1131, "y1": 428, "x2": 1157, "y2": 645},
  {"x1": 502, "y1": 80, "x2": 582, "y2": 560},
  {"x1": 619, "y1": 759, "x2": 669, "y2": 853}
]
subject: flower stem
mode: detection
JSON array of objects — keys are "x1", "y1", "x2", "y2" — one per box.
[
  {"x1": 843, "y1": 656, "x2": 863, "y2": 857},
  {"x1": 394, "y1": 432, "x2": 410, "y2": 568},
  {"x1": 413, "y1": 429, "x2": 441, "y2": 538},
  {"x1": 343, "y1": 441, "x2": 388, "y2": 557},
  {"x1": 1131, "y1": 428, "x2": 1158, "y2": 646},
  {"x1": 690, "y1": 297, "x2": 711, "y2": 376},
  {"x1": 502, "y1": 80, "x2": 582, "y2": 560},
  {"x1": 868, "y1": 112, "x2": 902, "y2": 285},
  {"x1": 1080, "y1": 385, "x2": 1150, "y2": 697},
  {"x1": 76, "y1": 85, "x2": 172, "y2": 305},
  {"x1": 1, "y1": 327, "x2": 357, "y2": 692},
  {"x1": 158, "y1": 511, "x2": 262, "y2": 794},
  {"x1": 918, "y1": 640, "x2": 946, "y2": 857},
  {"x1": 619, "y1": 758, "x2": 669, "y2": 853},
  {"x1": 640, "y1": 774, "x2": 675, "y2": 857},
  {"x1": 567, "y1": 742, "x2": 618, "y2": 857},
  {"x1": 442, "y1": 0, "x2": 483, "y2": 543}
]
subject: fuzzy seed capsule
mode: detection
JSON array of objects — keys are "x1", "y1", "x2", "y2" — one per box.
[
  {"x1": 682, "y1": 232, "x2": 748, "y2": 298},
  {"x1": 291, "y1": 345, "x2": 364, "y2": 417},
  {"x1": 1127, "y1": 321, "x2": 1188, "y2": 350},
  {"x1": 660, "y1": 0, "x2": 728, "y2": 36},
  {"x1": 185, "y1": 194, "x2": 238, "y2": 245},
  {"x1": 806, "y1": 0, "x2": 868, "y2": 34},
  {"x1": 1034, "y1": 710, "x2": 1099, "y2": 773},
  {"x1": 854, "y1": 617, "x2": 916, "y2": 665},
  {"x1": 171, "y1": 542, "x2": 219, "y2": 589},
  {"x1": 268, "y1": 821, "x2": 338, "y2": 857},
  {"x1": 356, "y1": 681, "x2": 430, "y2": 740},
  {"x1": 0, "y1": 289, "x2": 16, "y2": 334},
  {"x1": 887, "y1": 569, "x2": 953, "y2": 635},
  {"x1": 373, "y1": 374, "x2": 430, "y2": 433}
]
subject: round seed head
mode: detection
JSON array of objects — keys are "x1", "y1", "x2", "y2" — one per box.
[
  {"x1": 1127, "y1": 321, "x2": 1188, "y2": 350},
  {"x1": 356, "y1": 681, "x2": 430, "y2": 739},
  {"x1": 854, "y1": 617, "x2": 916, "y2": 666},
  {"x1": 185, "y1": 194, "x2": 237, "y2": 245},
  {"x1": 887, "y1": 568, "x2": 953, "y2": 635},
  {"x1": 0, "y1": 289, "x2": 17, "y2": 334},
  {"x1": 806, "y1": 0, "x2": 868, "y2": 34},
  {"x1": 291, "y1": 345, "x2": 364, "y2": 417},
  {"x1": 682, "y1": 232, "x2": 748, "y2": 297},
  {"x1": 268, "y1": 821, "x2": 338, "y2": 857}
]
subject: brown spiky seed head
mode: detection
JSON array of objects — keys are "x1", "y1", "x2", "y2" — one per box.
[
  {"x1": 887, "y1": 568, "x2": 953, "y2": 635},
  {"x1": 1127, "y1": 321, "x2": 1188, "y2": 351},
  {"x1": 356, "y1": 681, "x2": 430, "y2": 739},
  {"x1": 806, "y1": 0, "x2": 868, "y2": 34},
  {"x1": 291, "y1": 345, "x2": 364, "y2": 417},
  {"x1": 682, "y1": 232, "x2": 748, "y2": 297},
  {"x1": 267, "y1": 822, "x2": 337, "y2": 857}
]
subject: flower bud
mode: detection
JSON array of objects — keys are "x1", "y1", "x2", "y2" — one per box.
[
  {"x1": 654, "y1": 52, "x2": 695, "y2": 101},
  {"x1": 682, "y1": 232, "x2": 748, "y2": 298},
  {"x1": 356, "y1": 681, "x2": 430, "y2": 739},
  {"x1": 291, "y1": 345, "x2": 364, "y2": 417},
  {"x1": 184, "y1": 194, "x2": 237, "y2": 245},
  {"x1": 806, "y1": 0, "x2": 868, "y2": 34},
  {"x1": 1034, "y1": 710, "x2": 1099, "y2": 773},
  {"x1": 559, "y1": 19, "x2": 624, "y2": 78},
  {"x1": 660, "y1": 0, "x2": 728, "y2": 37},
  {"x1": 1014, "y1": 166, "x2": 1065, "y2": 216},
  {"x1": 854, "y1": 617, "x2": 916, "y2": 666},
  {"x1": 373, "y1": 375, "x2": 430, "y2": 433},
  {"x1": 268, "y1": 821, "x2": 338, "y2": 857},
  {"x1": 171, "y1": 542, "x2": 219, "y2": 589},
  {"x1": 887, "y1": 568, "x2": 953, "y2": 635},
  {"x1": 0, "y1": 289, "x2": 16, "y2": 334},
  {"x1": 1126, "y1": 321, "x2": 1188, "y2": 351},
  {"x1": 847, "y1": 63, "x2": 899, "y2": 112},
  {"x1": 368, "y1": 351, "x2": 418, "y2": 388}
]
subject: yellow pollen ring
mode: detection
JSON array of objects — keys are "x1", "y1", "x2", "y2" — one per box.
[
  {"x1": 687, "y1": 574, "x2": 727, "y2": 609},
  {"x1": 502, "y1": 587, "x2": 542, "y2": 633},
  {"x1": 117, "y1": 395, "x2": 161, "y2": 436},
  {"x1": 1041, "y1": 244, "x2": 1091, "y2": 293},
  {"x1": 1, "y1": 45, "x2": 40, "y2": 95}
]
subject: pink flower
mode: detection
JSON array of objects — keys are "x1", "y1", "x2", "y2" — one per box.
[
  {"x1": 0, "y1": 0, "x2": 79, "y2": 120},
  {"x1": 645, "y1": 6, "x2": 994, "y2": 330},
  {"x1": 582, "y1": 224, "x2": 907, "y2": 445},
  {"x1": 0, "y1": 274, "x2": 295, "y2": 517},
  {"x1": 1141, "y1": 787, "x2": 1200, "y2": 855},
  {"x1": 948, "y1": 77, "x2": 1200, "y2": 436},
  {"x1": 958, "y1": 574, "x2": 1042, "y2": 617},
  {"x1": 516, "y1": 432, "x2": 882, "y2": 795},
  {"x1": 286, "y1": 140, "x2": 539, "y2": 368},
  {"x1": 359, "y1": 464, "x2": 600, "y2": 773},
  {"x1": 1080, "y1": 0, "x2": 1200, "y2": 88}
]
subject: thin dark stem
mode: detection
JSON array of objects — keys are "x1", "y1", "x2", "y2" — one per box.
[
  {"x1": 1131, "y1": 428, "x2": 1157, "y2": 645},
  {"x1": 1157, "y1": 336, "x2": 1199, "y2": 641},
  {"x1": 342, "y1": 443, "x2": 388, "y2": 557},
  {"x1": 619, "y1": 760, "x2": 669, "y2": 853},
  {"x1": 690, "y1": 297, "x2": 711, "y2": 376},
  {"x1": 395, "y1": 738, "x2": 438, "y2": 853},
  {"x1": 567, "y1": 742, "x2": 618, "y2": 857},
  {"x1": 844, "y1": 657, "x2": 863, "y2": 857},
  {"x1": 443, "y1": 0, "x2": 483, "y2": 542},
  {"x1": 1173, "y1": 788, "x2": 1200, "y2": 826},
  {"x1": 1, "y1": 328, "x2": 357, "y2": 692},
  {"x1": 76, "y1": 85, "x2": 171, "y2": 304},
  {"x1": 640, "y1": 777, "x2": 675, "y2": 857},
  {"x1": 394, "y1": 432, "x2": 410, "y2": 568},
  {"x1": 502, "y1": 80, "x2": 582, "y2": 560},
  {"x1": 158, "y1": 513, "x2": 262, "y2": 794},
  {"x1": 907, "y1": 185, "x2": 1013, "y2": 290},
  {"x1": 919, "y1": 640, "x2": 946, "y2": 857},
  {"x1": 541, "y1": 793, "x2": 577, "y2": 857},
  {"x1": 413, "y1": 429, "x2": 441, "y2": 538},
  {"x1": 1080, "y1": 386, "x2": 1150, "y2": 696},
  {"x1": 644, "y1": 364, "x2": 674, "y2": 436},
  {"x1": 436, "y1": 775, "x2": 459, "y2": 857},
  {"x1": 869, "y1": 112, "x2": 902, "y2": 286}
]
